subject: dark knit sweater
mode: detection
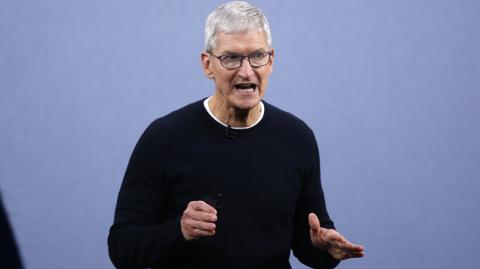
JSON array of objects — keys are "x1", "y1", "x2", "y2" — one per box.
[
  {"x1": 108, "y1": 99, "x2": 339, "y2": 269},
  {"x1": 0, "y1": 194, "x2": 23, "y2": 269}
]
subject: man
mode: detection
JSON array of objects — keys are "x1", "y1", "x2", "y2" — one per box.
[
  {"x1": 108, "y1": 1, "x2": 364, "y2": 268},
  {"x1": 0, "y1": 193, "x2": 24, "y2": 269}
]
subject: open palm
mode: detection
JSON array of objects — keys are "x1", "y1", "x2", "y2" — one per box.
[{"x1": 308, "y1": 213, "x2": 365, "y2": 260}]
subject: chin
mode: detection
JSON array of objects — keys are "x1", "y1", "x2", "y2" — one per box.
[
  {"x1": 229, "y1": 90, "x2": 262, "y2": 109},
  {"x1": 231, "y1": 97, "x2": 261, "y2": 111}
]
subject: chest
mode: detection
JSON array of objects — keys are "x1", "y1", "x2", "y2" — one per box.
[{"x1": 161, "y1": 135, "x2": 306, "y2": 221}]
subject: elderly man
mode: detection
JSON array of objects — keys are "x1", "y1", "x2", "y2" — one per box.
[{"x1": 108, "y1": 1, "x2": 364, "y2": 268}]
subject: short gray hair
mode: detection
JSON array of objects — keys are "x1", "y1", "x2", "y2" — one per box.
[{"x1": 204, "y1": 1, "x2": 272, "y2": 52}]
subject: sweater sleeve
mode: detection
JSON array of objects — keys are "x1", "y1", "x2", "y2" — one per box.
[
  {"x1": 108, "y1": 122, "x2": 188, "y2": 269},
  {"x1": 291, "y1": 128, "x2": 340, "y2": 269}
]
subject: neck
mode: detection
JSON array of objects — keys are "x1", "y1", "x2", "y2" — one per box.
[{"x1": 208, "y1": 95, "x2": 261, "y2": 128}]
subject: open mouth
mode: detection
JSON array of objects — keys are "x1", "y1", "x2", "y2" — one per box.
[{"x1": 234, "y1": 83, "x2": 257, "y2": 92}]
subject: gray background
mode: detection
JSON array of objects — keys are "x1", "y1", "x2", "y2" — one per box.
[{"x1": 1, "y1": 0, "x2": 479, "y2": 268}]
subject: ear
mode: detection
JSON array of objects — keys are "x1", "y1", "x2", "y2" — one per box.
[
  {"x1": 268, "y1": 48, "x2": 275, "y2": 74},
  {"x1": 201, "y1": 52, "x2": 214, "y2": 79}
]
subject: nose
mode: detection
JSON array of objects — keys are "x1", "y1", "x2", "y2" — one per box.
[{"x1": 237, "y1": 57, "x2": 254, "y2": 79}]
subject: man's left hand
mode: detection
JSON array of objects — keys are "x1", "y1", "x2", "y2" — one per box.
[{"x1": 308, "y1": 213, "x2": 365, "y2": 260}]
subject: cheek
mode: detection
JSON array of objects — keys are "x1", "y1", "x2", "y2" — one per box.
[
  {"x1": 219, "y1": 74, "x2": 236, "y2": 85},
  {"x1": 214, "y1": 74, "x2": 235, "y2": 92},
  {"x1": 260, "y1": 80, "x2": 269, "y2": 92},
  {"x1": 259, "y1": 72, "x2": 271, "y2": 88}
]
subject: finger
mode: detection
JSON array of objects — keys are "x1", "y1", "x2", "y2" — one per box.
[
  {"x1": 190, "y1": 201, "x2": 217, "y2": 214},
  {"x1": 333, "y1": 245, "x2": 364, "y2": 261},
  {"x1": 308, "y1": 213, "x2": 321, "y2": 232},
  {"x1": 348, "y1": 251, "x2": 364, "y2": 258},
  {"x1": 190, "y1": 228, "x2": 216, "y2": 238},
  {"x1": 327, "y1": 229, "x2": 363, "y2": 250},
  {"x1": 331, "y1": 236, "x2": 363, "y2": 251},
  {"x1": 320, "y1": 228, "x2": 337, "y2": 244},
  {"x1": 326, "y1": 229, "x2": 348, "y2": 243},
  {"x1": 183, "y1": 225, "x2": 216, "y2": 240},
  {"x1": 328, "y1": 230, "x2": 364, "y2": 253},
  {"x1": 331, "y1": 247, "x2": 364, "y2": 261},
  {"x1": 185, "y1": 209, "x2": 217, "y2": 222},
  {"x1": 342, "y1": 249, "x2": 365, "y2": 259},
  {"x1": 184, "y1": 218, "x2": 216, "y2": 232},
  {"x1": 341, "y1": 243, "x2": 365, "y2": 252}
]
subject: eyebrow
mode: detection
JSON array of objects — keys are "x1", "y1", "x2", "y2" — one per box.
[{"x1": 221, "y1": 49, "x2": 268, "y2": 55}]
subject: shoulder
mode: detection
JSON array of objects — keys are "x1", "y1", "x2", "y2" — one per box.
[
  {"x1": 147, "y1": 99, "x2": 205, "y2": 132},
  {"x1": 263, "y1": 100, "x2": 316, "y2": 139},
  {"x1": 262, "y1": 101, "x2": 320, "y2": 165},
  {"x1": 140, "y1": 99, "x2": 207, "y2": 144}
]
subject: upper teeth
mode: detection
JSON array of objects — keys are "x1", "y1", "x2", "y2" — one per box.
[{"x1": 236, "y1": 84, "x2": 255, "y2": 89}]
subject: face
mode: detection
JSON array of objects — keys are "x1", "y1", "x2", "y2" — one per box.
[{"x1": 201, "y1": 31, "x2": 274, "y2": 111}]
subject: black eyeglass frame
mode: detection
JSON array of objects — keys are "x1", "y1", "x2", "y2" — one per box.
[{"x1": 209, "y1": 51, "x2": 273, "y2": 69}]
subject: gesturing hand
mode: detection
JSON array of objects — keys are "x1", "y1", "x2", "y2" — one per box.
[
  {"x1": 308, "y1": 213, "x2": 365, "y2": 260},
  {"x1": 181, "y1": 201, "x2": 217, "y2": 241}
]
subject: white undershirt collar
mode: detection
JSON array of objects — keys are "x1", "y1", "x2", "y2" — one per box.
[{"x1": 203, "y1": 96, "x2": 265, "y2": 130}]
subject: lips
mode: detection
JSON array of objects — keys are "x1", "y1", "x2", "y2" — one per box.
[{"x1": 234, "y1": 83, "x2": 257, "y2": 92}]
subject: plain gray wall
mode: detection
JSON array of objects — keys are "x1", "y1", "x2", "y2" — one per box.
[{"x1": 1, "y1": 0, "x2": 479, "y2": 268}]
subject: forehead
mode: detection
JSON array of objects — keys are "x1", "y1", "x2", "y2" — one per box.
[{"x1": 214, "y1": 31, "x2": 269, "y2": 54}]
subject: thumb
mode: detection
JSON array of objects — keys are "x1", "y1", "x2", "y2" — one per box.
[{"x1": 308, "y1": 213, "x2": 321, "y2": 232}]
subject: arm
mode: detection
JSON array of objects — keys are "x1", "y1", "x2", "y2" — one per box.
[
  {"x1": 291, "y1": 129, "x2": 340, "y2": 269},
  {"x1": 108, "y1": 124, "x2": 186, "y2": 269},
  {"x1": 291, "y1": 129, "x2": 364, "y2": 268},
  {"x1": 108, "y1": 123, "x2": 219, "y2": 269},
  {"x1": 290, "y1": 169, "x2": 340, "y2": 269}
]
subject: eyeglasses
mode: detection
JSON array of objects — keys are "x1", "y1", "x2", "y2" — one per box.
[{"x1": 209, "y1": 51, "x2": 272, "y2": 69}]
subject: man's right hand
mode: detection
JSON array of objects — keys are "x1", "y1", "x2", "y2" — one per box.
[{"x1": 181, "y1": 201, "x2": 218, "y2": 241}]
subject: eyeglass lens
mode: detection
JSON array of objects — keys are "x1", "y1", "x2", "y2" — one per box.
[{"x1": 221, "y1": 52, "x2": 270, "y2": 68}]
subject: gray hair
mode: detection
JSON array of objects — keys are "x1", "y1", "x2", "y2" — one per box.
[{"x1": 204, "y1": 1, "x2": 272, "y2": 52}]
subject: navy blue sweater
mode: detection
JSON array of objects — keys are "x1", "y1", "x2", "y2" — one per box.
[
  {"x1": 0, "y1": 194, "x2": 23, "y2": 269},
  {"x1": 108, "y1": 99, "x2": 339, "y2": 269}
]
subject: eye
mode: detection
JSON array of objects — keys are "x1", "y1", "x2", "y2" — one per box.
[
  {"x1": 250, "y1": 53, "x2": 266, "y2": 60},
  {"x1": 222, "y1": 55, "x2": 242, "y2": 63}
]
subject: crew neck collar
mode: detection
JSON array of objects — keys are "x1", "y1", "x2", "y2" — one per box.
[{"x1": 203, "y1": 96, "x2": 265, "y2": 130}]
